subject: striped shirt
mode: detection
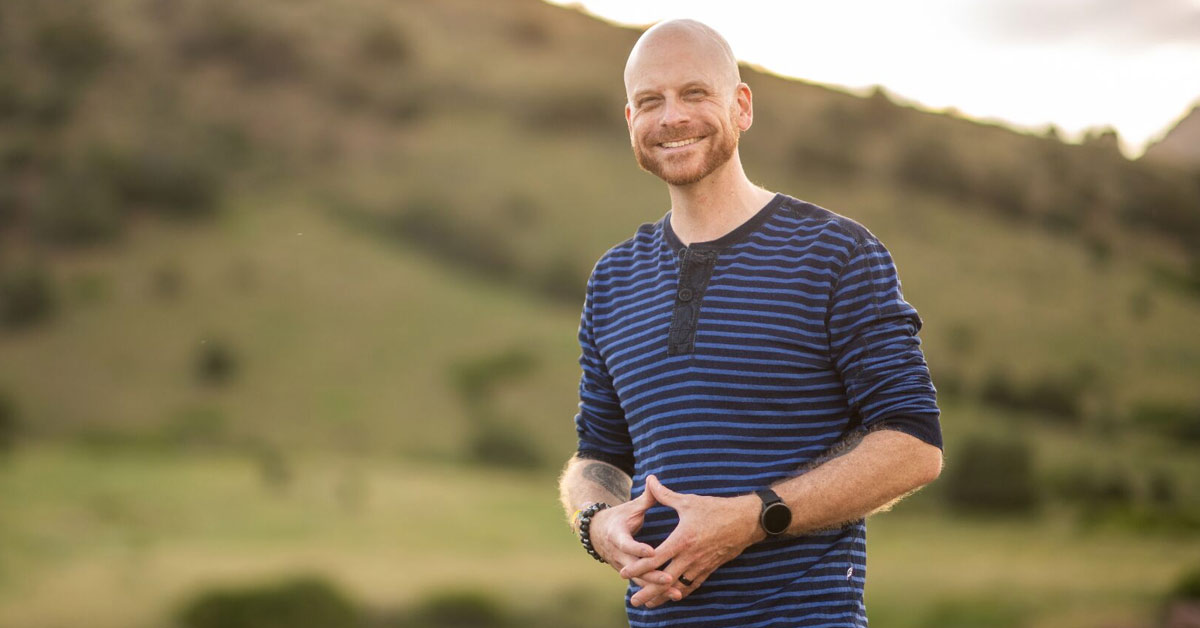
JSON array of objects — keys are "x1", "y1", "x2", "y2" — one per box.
[{"x1": 574, "y1": 193, "x2": 941, "y2": 627}]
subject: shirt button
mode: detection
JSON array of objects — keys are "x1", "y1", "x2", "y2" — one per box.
[{"x1": 677, "y1": 288, "x2": 693, "y2": 302}]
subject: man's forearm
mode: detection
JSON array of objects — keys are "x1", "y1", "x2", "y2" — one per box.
[
  {"x1": 771, "y1": 428, "x2": 942, "y2": 535},
  {"x1": 558, "y1": 455, "x2": 633, "y2": 531}
]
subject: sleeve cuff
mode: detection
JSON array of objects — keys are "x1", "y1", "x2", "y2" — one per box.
[{"x1": 873, "y1": 413, "x2": 943, "y2": 450}]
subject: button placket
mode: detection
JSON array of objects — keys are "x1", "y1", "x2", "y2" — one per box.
[{"x1": 667, "y1": 248, "x2": 718, "y2": 356}]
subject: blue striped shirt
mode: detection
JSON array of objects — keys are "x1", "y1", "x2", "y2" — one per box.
[{"x1": 574, "y1": 193, "x2": 941, "y2": 627}]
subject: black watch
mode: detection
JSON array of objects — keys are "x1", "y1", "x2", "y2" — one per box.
[{"x1": 755, "y1": 488, "x2": 792, "y2": 536}]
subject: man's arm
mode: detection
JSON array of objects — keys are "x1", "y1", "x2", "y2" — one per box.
[
  {"x1": 558, "y1": 455, "x2": 677, "y2": 590},
  {"x1": 622, "y1": 428, "x2": 942, "y2": 608}
]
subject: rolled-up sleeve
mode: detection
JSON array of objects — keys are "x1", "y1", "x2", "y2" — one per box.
[
  {"x1": 827, "y1": 237, "x2": 942, "y2": 449},
  {"x1": 574, "y1": 271, "x2": 636, "y2": 476}
]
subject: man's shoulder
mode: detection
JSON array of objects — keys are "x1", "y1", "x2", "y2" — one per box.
[
  {"x1": 590, "y1": 215, "x2": 667, "y2": 276},
  {"x1": 775, "y1": 194, "x2": 881, "y2": 250}
]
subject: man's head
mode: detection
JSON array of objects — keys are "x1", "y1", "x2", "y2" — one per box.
[{"x1": 623, "y1": 20, "x2": 753, "y2": 187}]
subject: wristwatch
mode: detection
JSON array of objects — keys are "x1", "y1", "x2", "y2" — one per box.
[{"x1": 755, "y1": 488, "x2": 792, "y2": 536}]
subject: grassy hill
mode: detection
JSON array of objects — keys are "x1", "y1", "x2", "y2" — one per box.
[{"x1": 1, "y1": 0, "x2": 1199, "y2": 626}]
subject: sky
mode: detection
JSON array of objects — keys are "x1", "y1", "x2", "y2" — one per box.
[{"x1": 546, "y1": 0, "x2": 1200, "y2": 157}]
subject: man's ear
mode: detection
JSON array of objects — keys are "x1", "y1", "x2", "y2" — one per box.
[
  {"x1": 735, "y1": 82, "x2": 753, "y2": 131},
  {"x1": 625, "y1": 102, "x2": 633, "y2": 132}
]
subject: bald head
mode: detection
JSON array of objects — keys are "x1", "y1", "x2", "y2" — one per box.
[{"x1": 623, "y1": 19, "x2": 741, "y2": 102}]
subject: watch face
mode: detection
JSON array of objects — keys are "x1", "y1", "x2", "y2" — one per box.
[{"x1": 762, "y1": 502, "x2": 792, "y2": 535}]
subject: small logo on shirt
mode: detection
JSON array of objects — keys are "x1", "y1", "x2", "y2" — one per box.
[{"x1": 846, "y1": 566, "x2": 854, "y2": 580}]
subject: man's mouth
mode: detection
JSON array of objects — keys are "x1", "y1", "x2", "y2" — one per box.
[{"x1": 659, "y1": 136, "x2": 703, "y2": 149}]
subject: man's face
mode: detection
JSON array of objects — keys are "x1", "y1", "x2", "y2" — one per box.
[{"x1": 624, "y1": 36, "x2": 750, "y2": 186}]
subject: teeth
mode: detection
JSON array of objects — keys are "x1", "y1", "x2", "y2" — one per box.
[{"x1": 661, "y1": 137, "x2": 701, "y2": 148}]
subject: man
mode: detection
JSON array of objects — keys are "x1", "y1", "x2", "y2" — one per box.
[{"x1": 558, "y1": 19, "x2": 943, "y2": 627}]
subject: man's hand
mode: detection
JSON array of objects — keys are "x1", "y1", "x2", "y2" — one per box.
[
  {"x1": 588, "y1": 486, "x2": 677, "y2": 588},
  {"x1": 620, "y1": 475, "x2": 763, "y2": 608}
]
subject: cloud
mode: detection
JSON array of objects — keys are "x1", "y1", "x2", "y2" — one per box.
[{"x1": 976, "y1": 0, "x2": 1200, "y2": 47}]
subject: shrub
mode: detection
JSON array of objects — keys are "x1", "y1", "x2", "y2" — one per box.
[
  {"x1": 100, "y1": 143, "x2": 221, "y2": 218},
  {"x1": 1171, "y1": 565, "x2": 1200, "y2": 601},
  {"x1": 1131, "y1": 400, "x2": 1200, "y2": 443},
  {"x1": 449, "y1": 349, "x2": 537, "y2": 404},
  {"x1": 0, "y1": 264, "x2": 57, "y2": 328},
  {"x1": 977, "y1": 366, "x2": 1085, "y2": 425},
  {"x1": 402, "y1": 589, "x2": 512, "y2": 628},
  {"x1": 468, "y1": 420, "x2": 542, "y2": 470},
  {"x1": 358, "y1": 24, "x2": 412, "y2": 65},
  {"x1": 394, "y1": 198, "x2": 517, "y2": 278},
  {"x1": 0, "y1": 390, "x2": 18, "y2": 454},
  {"x1": 195, "y1": 338, "x2": 238, "y2": 386},
  {"x1": 518, "y1": 89, "x2": 622, "y2": 134},
  {"x1": 33, "y1": 4, "x2": 113, "y2": 80},
  {"x1": 175, "y1": 5, "x2": 309, "y2": 82},
  {"x1": 33, "y1": 168, "x2": 123, "y2": 245},
  {"x1": 943, "y1": 434, "x2": 1038, "y2": 515},
  {"x1": 178, "y1": 575, "x2": 361, "y2": 628}
]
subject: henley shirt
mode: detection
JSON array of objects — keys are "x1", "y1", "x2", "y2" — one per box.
[{"x1": 574, "y1": 193, "x2": 941, "y2": 627}]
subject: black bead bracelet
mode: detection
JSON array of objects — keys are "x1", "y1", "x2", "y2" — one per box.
[{"x1": 577, "y1": 502, "x2": 610, "y2": 564}]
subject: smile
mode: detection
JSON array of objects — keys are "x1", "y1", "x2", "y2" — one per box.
[{"x1": 659, "y1": 137, "x2": 703, "y2": 148}]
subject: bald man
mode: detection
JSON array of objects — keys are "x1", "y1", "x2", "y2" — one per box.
[{"x1": 559, "y1": 19, "x2": 944, "y2": 627}]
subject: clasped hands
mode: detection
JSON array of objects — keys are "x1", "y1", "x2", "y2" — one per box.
[{"x1": 588, "y1": 474, "x2": 764, "y2": 609}]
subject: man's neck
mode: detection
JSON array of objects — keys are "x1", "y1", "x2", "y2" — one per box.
[{"x1": 667, "y1": 153, "x2": 776, "y2": 246}]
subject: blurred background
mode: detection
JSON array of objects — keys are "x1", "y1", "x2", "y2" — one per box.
[{"x1": 0, "y1": 0, "x2": 1198, "y2": 627}]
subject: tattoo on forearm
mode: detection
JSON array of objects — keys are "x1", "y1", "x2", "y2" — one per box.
[{"x1": 583, "y1": 463, "x2": 630, "y2": 501}]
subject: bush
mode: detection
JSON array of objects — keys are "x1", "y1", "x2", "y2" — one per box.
[
  {"x1": 33, "y1": 167, "x2": 124, "y2": 245},
  {"x1": 0, "y1": 390, "x2": 18, "y2": 454},
  {"x1": 99, "y1": 143, "x2": 222, "y2": 218},
  {"x1": 178, "y1": 575, "x2": 361, "y2": 628},
  {"x1": 1171, "y1": 565, "x2": 1200, "y2": 601},
  {"x1": 944, "y1": 434, "x2": 1038, "y2": 515},
  {"x1": 358, "y1": 24, "x2": 412, "y2": 65},
  {"x1": 195, "y1": 338, "x2": 239, "y2": 386},
  {"x1": 0, "y1": 264, "x2": 57, "y2": 329},
  {"x1": 516, "y1": 89, "x2": 623, "y2": 134},
  {"x1": 449, "y1": 349, "x2": 537, "y2": 404},
  {"x1": 977, "y1": 366, "x2": 1085, "y2": 425},
  {"x1": 468, "y1": 420, "x2": 543, "y2": 470},
  {"x1": 33, "y1": 4, "x2": 113, "y2": 80},
  {"x1": 1131, "y1": 400, "x2": 1200, "y2": 443},
  {"x1": 393, "y1": 198, "x2": 517, "y2": 279},
  {"x1": 175, "y1": 5, "x2": 308, "y2": 83},
  {"x1": 401, "y1": 589, "x2": 512, "y2": 628}
]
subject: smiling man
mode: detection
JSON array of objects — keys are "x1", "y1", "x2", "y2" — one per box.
[{"x1": 557, "y1": 19, "x2": 944, "y2": 627}]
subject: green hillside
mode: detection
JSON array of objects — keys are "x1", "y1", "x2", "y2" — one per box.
[{"x1": 1, "y1": 0, "x2": 1199, "y2": 626}]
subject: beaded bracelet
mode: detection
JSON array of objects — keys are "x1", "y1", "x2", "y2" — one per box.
[{"x1": 577, "y1": 502, "x2": 610, "y2": 564}]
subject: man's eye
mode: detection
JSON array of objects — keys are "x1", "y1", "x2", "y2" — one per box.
[{"x1": 639, "y1": 98, "x2": 661, "y2": 108}]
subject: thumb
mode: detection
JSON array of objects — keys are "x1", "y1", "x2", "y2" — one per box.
[
  {"x1": 647, "y1": 474, "x2": 681, "y2": 506},
  {"x1": 634, "y1": 482, "x2": 658, "y2": 508}
]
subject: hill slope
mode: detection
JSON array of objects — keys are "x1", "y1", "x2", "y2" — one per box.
[
  {"x1": 1145, "y1": 103, "x2": 1200, "y2": 168},
  {"x1": 0, "y1": 0, "x2": 1196, "y2": 464}
]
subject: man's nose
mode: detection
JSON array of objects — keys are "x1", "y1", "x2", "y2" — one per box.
[{"x1": 659, "y1": 97, "x2": 689, "y2": 126}]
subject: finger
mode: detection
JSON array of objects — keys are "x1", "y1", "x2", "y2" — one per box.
[
  {"x1": 633, "y1": 559, "x2": 694, "y2": 607},
  {"x1": 616, "y1": 534, "x2": 655, "y2": 558},
  {"x1": 620, "y1": 528, "x2": 688, "y2": 579},
  {"x1": 633, "y1": 483, "x2": 658, "y2": 508},
  {"x1": 628, "y1": 583, "x2": 676, "y2": 607},
  {"x1": 646, "y1": 474, "x2": 683, "y2": 506},
  {"x1": 628, "y1": 569, "x2": 674, "y2": 587}
]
